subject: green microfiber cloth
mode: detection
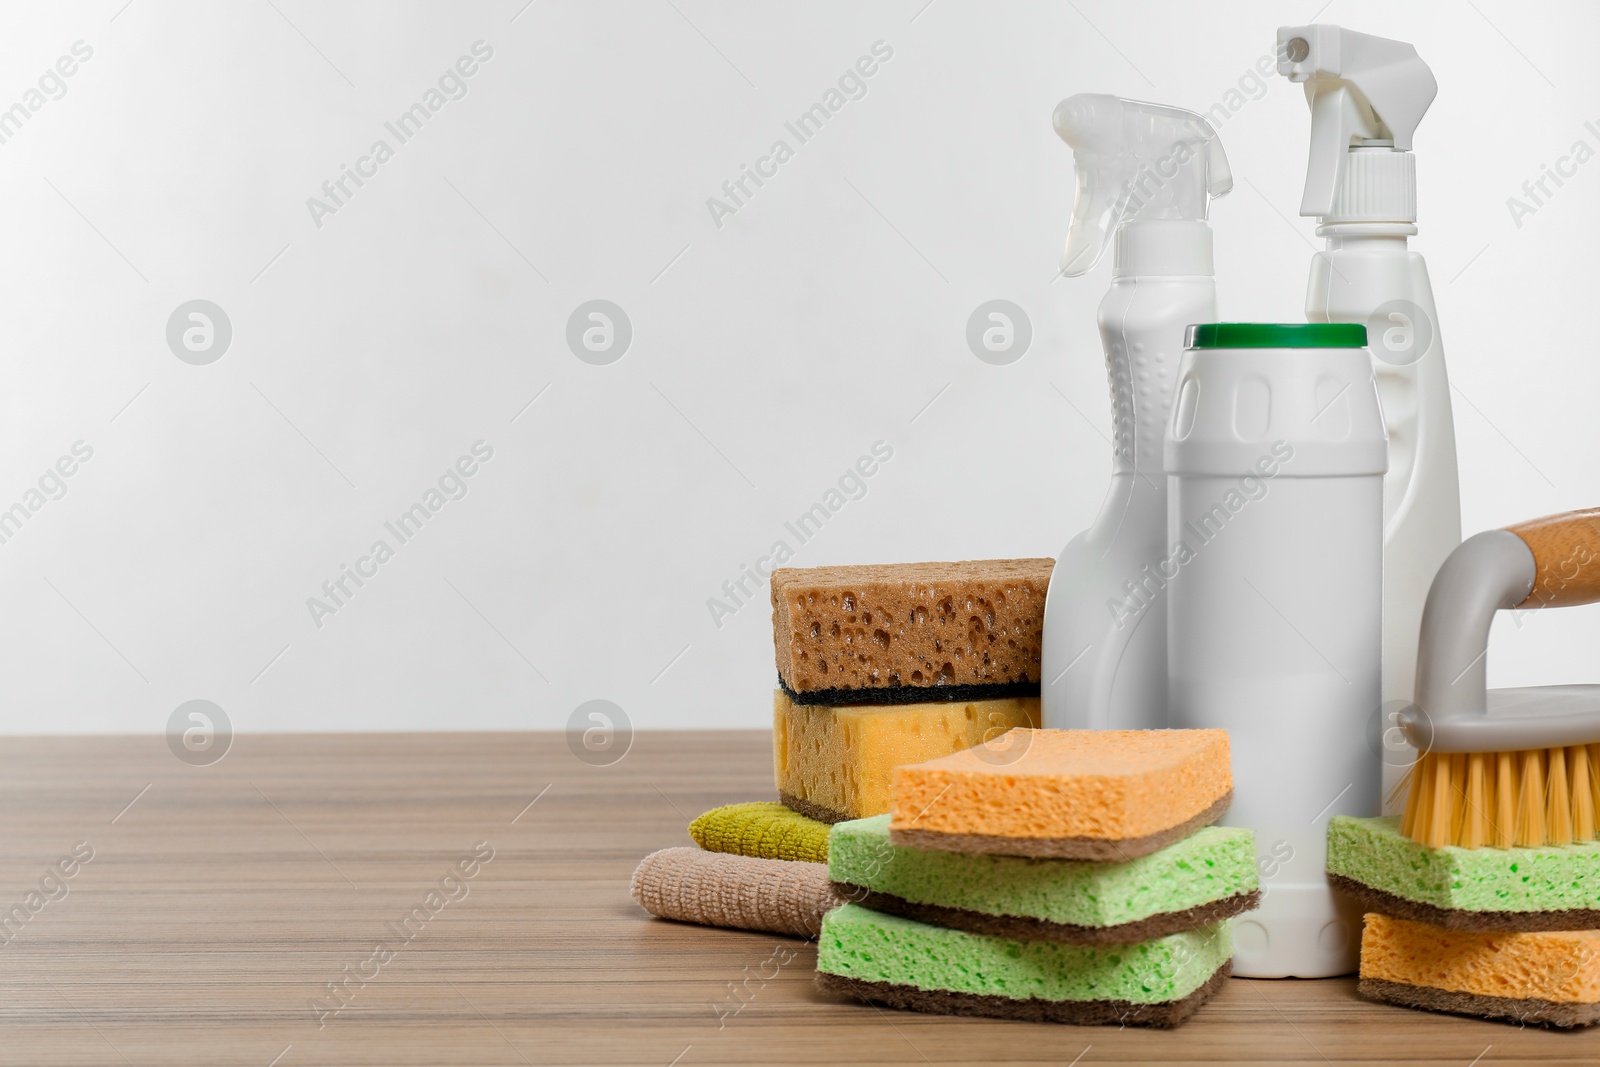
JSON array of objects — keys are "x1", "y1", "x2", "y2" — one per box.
[{"x1": 690, "y1": 801, "x2": 830, "y2": 863}]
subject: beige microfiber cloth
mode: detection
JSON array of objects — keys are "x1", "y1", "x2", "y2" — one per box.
[{"x1": 629, "y1": 847, "x2": 844, "y2": 937}]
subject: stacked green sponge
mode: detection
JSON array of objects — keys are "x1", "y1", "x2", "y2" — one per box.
[
  {"x1": 1327, "y1": 815, "x2": 1600, "y2": 929},
  {"x1": 830, "y1": 815, "x2": 1258, "y2": 943},
  {"x1": 817, "y1": 802, "x2": 1260, "y2": 1027},
  {"x1": 819, "y1": 903, "x2": 1232, "y2": 1026}
]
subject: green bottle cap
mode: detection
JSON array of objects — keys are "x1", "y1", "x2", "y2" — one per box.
[{"x1": 1185, "y1": 323, "x2": 1368, "y2": 349}]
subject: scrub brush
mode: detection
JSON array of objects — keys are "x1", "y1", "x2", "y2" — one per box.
[{"x1": 1396, "y1": 508, "x2": 1600, "y2": 849}]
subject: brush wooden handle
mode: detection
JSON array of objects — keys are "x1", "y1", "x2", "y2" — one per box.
[{"x1": 1505, "y1": 508, "x2": 1600, "y2": 609}]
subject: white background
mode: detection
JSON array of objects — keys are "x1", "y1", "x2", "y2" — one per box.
[{"x1": 1, "y1": 0, "x2": 1596, "y2": 735}]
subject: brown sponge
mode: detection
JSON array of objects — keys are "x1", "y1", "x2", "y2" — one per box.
[
  {"x1": 771, "y1": 559, "x2": 1053, "y2": 704},
  {"x1": 629, "y1": 847, "x2": 845, "y2": 938}
]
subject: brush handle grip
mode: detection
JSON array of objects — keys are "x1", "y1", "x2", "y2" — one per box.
[
  {"x1": 1407, "y1": 512, "x2": 1600, "y2": 750},
  {"x1": 1505, "y1": 508, "x2": 1600, "y2": 609},
  {"x1": 1410, "y1": 531, "x2": 1533, "y2": 739}
]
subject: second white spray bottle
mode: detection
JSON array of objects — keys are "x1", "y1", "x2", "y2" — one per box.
[
  {"x1": 1042, "y1": 95, "x2": 1232, "y2": 731},
  {"x1": 1278, "y1": 26, "x2": 1464, "y2": 807}
]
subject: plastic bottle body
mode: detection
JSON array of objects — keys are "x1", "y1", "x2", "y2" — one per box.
[
  {"x1": 1041, "y1": 262, "x2": 1216, "y2": 731},
  {"x1": 1165, "y1": 342, "x2": 1385, "y2": 978},
  {"x1": 1307, "y1": 232, "x2": 1462, "y2": 810}
]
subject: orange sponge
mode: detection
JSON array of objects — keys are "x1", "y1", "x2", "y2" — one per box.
[
  {"x1": 1360, "y1": 912, "x2": 1600, "y2": 1028},
  {"x1": 890, "y1": 729, "x2": 1232, "y2": 860}
]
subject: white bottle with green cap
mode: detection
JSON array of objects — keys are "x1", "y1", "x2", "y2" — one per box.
[
  {"x1": 1041, "y1": 94, "x2": 1232, "y2": 733},
  {"x1": 1166, "y1": 322, "x2": 1386, "y2": 978},
  {"x1": 1277, "y1": 25, "x2": 1463, "y2": 810}
]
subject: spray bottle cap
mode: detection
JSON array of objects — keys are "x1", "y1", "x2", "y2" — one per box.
[
  {"x1": 1054, "y1": 94, "x2": 1232, "y2": 277},
  {"x1": 1277, "y1": 25, "x2": 1437, "y2": 225}
]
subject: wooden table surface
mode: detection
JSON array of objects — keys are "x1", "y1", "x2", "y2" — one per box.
[{"x1": 2, "y1": 729, "x2": 1597, "y2": 1066}]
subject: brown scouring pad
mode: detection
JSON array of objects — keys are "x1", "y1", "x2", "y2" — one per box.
[
  {"x1": 816, "y1": 961, "x2": 1231, "y2": 1029},
  {"x1": 771, "y1": 559, "x2": 1051, "y2": 705}
]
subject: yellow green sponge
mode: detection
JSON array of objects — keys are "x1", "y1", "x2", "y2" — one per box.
[{"x1": 690, "y1": 801, "x2": 831, "y2": 863}]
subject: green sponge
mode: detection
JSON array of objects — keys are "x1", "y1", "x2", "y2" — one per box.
[
  {"x1": 816, "y1": 903, "x2": 1231, "y2": 1027},
  {"x1": 1327, "y1": 815, "x2": 1600, "y2": 931},
  {"x1": 828, "y1": 815, "x2": 1258, "y2": 943},
  {"x1": 689, "y1": 801, "x2": 830, "y2": 863}
]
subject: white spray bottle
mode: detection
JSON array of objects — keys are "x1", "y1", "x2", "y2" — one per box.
[
  {"x1": 1278, "y1": 26, "x2": 1463, "y2": 809},
  {"x1": 1041, "y1": 95, "x2": 1232, "y2": 731}
]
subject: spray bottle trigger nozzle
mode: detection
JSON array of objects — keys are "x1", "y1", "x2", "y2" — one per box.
[
  {"x1": 1300, "y1": 85, "x2": 1379, "y2": 217},
  {"x1": 1205, "y1": 138, "x2": 1233, "y2": 199},
  {"x1": 1278, "y1": 24, "x2": 1438, "y2": 220},
  {"x1": 1055, "y1": 94, "x2": 1230, "y2": 277}
]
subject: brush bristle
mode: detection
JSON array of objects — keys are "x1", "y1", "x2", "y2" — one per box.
[
  {"x1": 1571, "y1": 745, "x2": 1595, "y2": 841},
  {"x1": 1399, "y1": 744, "x2": 1600, "y2": 849},
  {"x1": 1494, "y1": 750, "x2": 1515, "y2": 850},
  {"x1": 1461, "y1": 752, "x2": 1488, "y2": 850},
  {"x1": 1515, "y1": 749, "x2": 1545, "y2": 847}
]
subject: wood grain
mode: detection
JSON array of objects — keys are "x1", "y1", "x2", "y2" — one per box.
[
  {"x1": 0, "y1": 729, "x2": 1595, "y2": 1065},
  {"x1": 1507, "y1": 507, "x2": 1600, "y2": 609}
]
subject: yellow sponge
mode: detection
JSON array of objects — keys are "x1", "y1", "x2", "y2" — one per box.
[
  {"x1": 689, "y1": 801, "x2": 831, "y2": 863},
  {"x1": 773, "y1": 690, "x2": 1040, "y2": 823}
]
